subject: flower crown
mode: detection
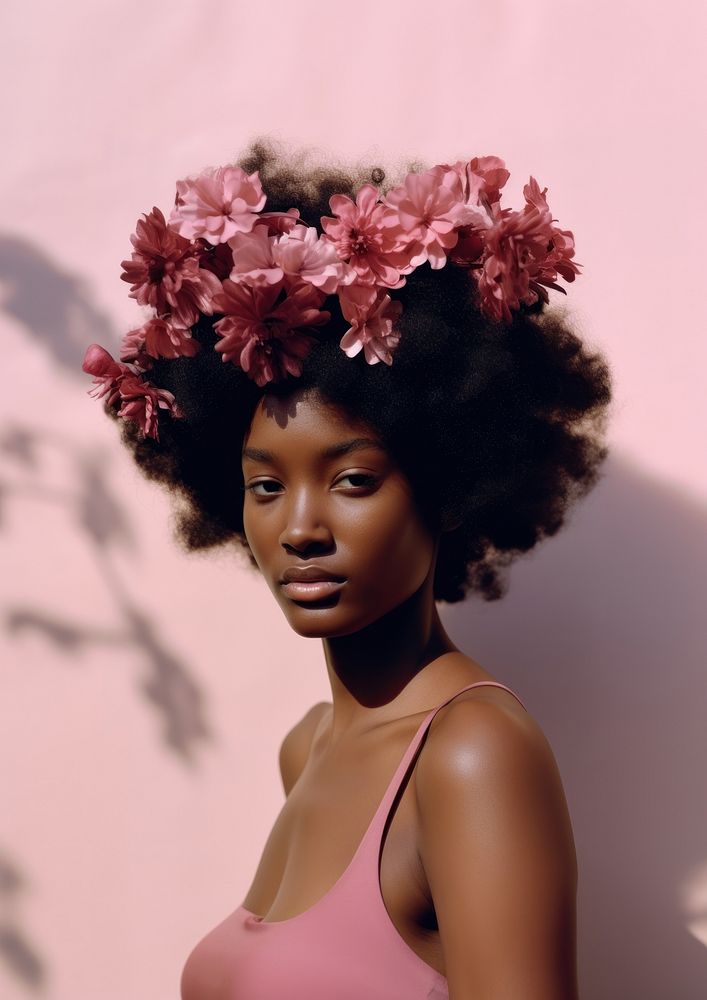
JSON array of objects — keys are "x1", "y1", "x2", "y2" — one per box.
[{"x1": 82, "y1": 154, "x2": 581, "y2": 442}]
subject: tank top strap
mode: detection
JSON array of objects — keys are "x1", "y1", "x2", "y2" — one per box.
[{"x1": 362, "y1": 680, "x2": 527, "y2": 850}]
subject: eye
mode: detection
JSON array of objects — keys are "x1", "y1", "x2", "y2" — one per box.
[
  {"x1": 335, "y1": 473, "x2": 378, "y2": 489},
  {"x1": 243, "y1": 473, "x2": 379, "y2": 498},
  {"x1": 244, "y1": 480, "x2": 282, "y2": 497}
]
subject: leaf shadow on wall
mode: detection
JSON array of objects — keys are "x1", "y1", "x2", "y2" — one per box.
[
  {"x1": 0, "y1": 850, "x2": 45, "y2": 993},
  {"x1": 0, "y1": 234, "x2": 213, "y2": 764},
  {"x1": 0, "y1": 236, "x2": 219, "y2": 996},
  {"x1": 0, "y1": 234, "x2": 116, "y2": 373}
]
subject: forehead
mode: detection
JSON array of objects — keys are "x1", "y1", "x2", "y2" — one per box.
[{"x1": 242, "y1": 390, "x2": 386, "y2": 461}]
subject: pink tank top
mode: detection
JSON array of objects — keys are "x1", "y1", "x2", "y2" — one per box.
[{"x1": 180, "y1": 681, "x2": 527, "y2": 1000}]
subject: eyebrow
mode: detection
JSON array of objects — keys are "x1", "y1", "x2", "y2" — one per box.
[{"x1": 242, "y1": 437, "x2": 387, "y2": 463}]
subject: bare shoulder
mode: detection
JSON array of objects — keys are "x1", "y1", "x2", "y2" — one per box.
[
  {"x1": 415, "y1": 689, "x2": 579, "y2": 997},
  {"x1": 417, "y1": 687, "x2": 574, "y2": 853},
  {"x1": 423, "y1": 682, "x2": 552, "y2": 782},
  {"x1": 278, "y1": 701, "x2": 332, "y2": 797}
]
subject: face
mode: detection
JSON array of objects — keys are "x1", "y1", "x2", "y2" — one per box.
[{"x1": 241, "y1": 387, "x2": 439, "y2": 638}]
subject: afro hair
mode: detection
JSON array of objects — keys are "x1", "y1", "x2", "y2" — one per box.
[{"x1": 108, "y1": 138, "x2": 613, "y2": 603}]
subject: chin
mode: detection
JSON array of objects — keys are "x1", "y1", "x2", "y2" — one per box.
[
  {"x1": 283, "y1": 611, "x2": 353, "y2": 640},
  {"x1": 280, "y1": 599, "x2": 386, "y2": 640}
]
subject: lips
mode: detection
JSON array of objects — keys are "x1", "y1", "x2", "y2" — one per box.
[
  {"x1": 280, "y1": 565, "x2": 346, "y2": 584},
  {"x1": 281, "y1": 578, "x2": 346, "y2": 602},
  {"x1": 279, "y1": 565, "x2": 347, "y2": 602}
]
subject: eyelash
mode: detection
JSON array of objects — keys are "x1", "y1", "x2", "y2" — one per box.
[{"x1": 243, "y1": 473, "x2": 379, "y2": 497}]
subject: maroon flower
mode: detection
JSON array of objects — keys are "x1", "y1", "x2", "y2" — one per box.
[
  {"x1": 115, "y1": 374, "x2": 183, "y2": 442},
  {"x1": 474, "y1": 177, "x2": 582, "y2": 323},
  {"x1": 194, "y1": 239, "x2": 235, "y2": 281},
  {"x1": 82, "y1": 344, "x2": 133, "y2": 406},
  {"x1": 82, "y1": 343, "x2": 182, "y2": 441},
  {"x1": 120, "y1": 316, "x2": 201, "y2": 363},
  {"x1": 120, "y1": 207, "x2": 223, "y2": 327},
  {"x1": 212, "y1": 279, "x2": 329, "y2": 386}
]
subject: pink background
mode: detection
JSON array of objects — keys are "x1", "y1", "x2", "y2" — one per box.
[{"x1": 2, "y1": 2, "x2": 706, "y2": 998}]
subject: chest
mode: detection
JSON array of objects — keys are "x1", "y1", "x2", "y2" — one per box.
[{"x1": 240, "y1": 733, "x2": 445, "y2": 976}]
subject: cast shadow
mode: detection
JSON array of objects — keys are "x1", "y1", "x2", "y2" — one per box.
[
  {"x1": 0, "y1": 234, "x2": 117, "y2": 372},
  {"x1": 0, "y1": 230, "x2": 214, "y2": 763},
  {"x1": 0, "y1": 849, "x2": 46, "y2": 993},
  {"x1": 1, "y1": 428, "x2": 214, "y2": 764},
  {"x1": 443, "y1": 451, "x2": 707, "y2": 1000},
  {"x1": 0, "y1": 239, "x2": 216, "y2": 991}
]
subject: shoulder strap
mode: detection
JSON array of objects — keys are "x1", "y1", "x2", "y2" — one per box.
[
  {"x1": 364, "y1": 680, "x2": 527, "y2": 848},
  {"x1": 336, "y1": 681, "x2": 528, "y2": 902}
]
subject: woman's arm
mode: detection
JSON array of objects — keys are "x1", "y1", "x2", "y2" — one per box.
[{"x1": 416, "y1": 698, "x2": 579, "y2": 1000}]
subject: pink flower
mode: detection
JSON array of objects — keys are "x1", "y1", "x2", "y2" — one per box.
[
  {"x1": 255, "y1": 208, "x2": 301, "y2": 235},
  {"x1": 211, "y1": 279, "x2": 329, "y2": 385},
  {"x1": 274, "y1": 224, "x2": 349, "y2": 294},
  {"x1": 120, "y1": 316, "x2": 201, "y2": 363},
  {"x1": 320, "y1": 184, "x2": 413, "y2": 288},
  {"x1": 338, "y1": 284, "x2": 403, "y2": 366},
  {"x1": 120, "y1": 208, "x2": 223, "y2": 327},
  {"x1": 229, "y1": 223, "x2": 348, "y2": 294},
  {"x1": 382, "y1": 166, "x2": 466, "y2": 269},
  {"x1": 82, "y1": 343, "x2": 181, "y2": 440},
  {"x1": 446, "y1": 155, "x2": 510, "y2": 219},
  {"x1": 228, "y1": 226, "x2": 284, "y2": 286},
  {"x1": 168, "y1": 165, "x2": 266, "y2": 244},
  {"x1": 473, "y1": 177, "x2": 581, "y2": 323}
]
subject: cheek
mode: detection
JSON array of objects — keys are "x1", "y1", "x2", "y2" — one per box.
[
  {"x1": 242, "y1": 503, "x2": 267, "y2": 569},
  {"x1": 351, "y1": 499, "x2": 435, "y2": 599},
  {"x1": 242, "y1": 485, "x2": 436, "y2": 600}
]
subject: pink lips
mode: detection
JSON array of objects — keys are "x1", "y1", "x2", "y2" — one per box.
[{"x1": 281, "y1": 579, "x2": 346, "y2": 601}]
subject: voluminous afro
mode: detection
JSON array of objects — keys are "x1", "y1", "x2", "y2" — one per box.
[{"x1": 109, "y1": 139, "x2": 613, "y2": 602}]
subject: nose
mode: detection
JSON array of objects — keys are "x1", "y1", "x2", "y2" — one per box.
[{"x1": 279, "y1": 489, "x2": 334, "y2": 554}]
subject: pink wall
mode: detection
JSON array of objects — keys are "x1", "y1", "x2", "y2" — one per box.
[{"x1": 2, "y1": 2, "x2": 705, "y2": 998}]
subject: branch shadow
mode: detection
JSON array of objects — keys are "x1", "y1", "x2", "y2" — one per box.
[
  {"x1": 0, "y1": 234, "x2": 116, "y2": 372},
  {"x1": 0, "y1": 849, "x2": 46, "y2": 993},
  {"x1": 0, "y1": 215, "x2": 216, "y2": 996},
  {"x1": 1, "y1": 436, "x2": 214, "y2": 763},
  {"x1": 0, "y1": 227, "x2": 215, "y2": 765}
]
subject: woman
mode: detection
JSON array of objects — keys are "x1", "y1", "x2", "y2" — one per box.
[{"x1": 83, "y1": 140, "x2": 612, "y2": 998}]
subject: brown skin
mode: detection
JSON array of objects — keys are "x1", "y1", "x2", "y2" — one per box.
[{"x1": 240, "y1": 387, "x2": 579, "y2": 999}]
